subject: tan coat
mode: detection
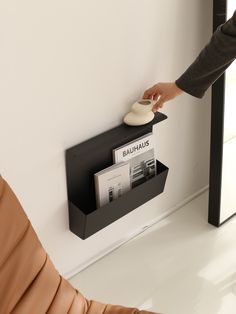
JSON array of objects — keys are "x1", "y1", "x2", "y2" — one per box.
[{"x1": 0, "y1": 176, "x2": 157, "y2": 314}]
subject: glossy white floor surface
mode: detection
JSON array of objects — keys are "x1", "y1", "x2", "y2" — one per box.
[{"x1": 69, "y1": 191, "x2": 236, "y2": 314}]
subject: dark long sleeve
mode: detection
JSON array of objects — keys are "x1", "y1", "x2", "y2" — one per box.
[{"x1": 175, "y1": 11, "x2": 236, "y2": 98}]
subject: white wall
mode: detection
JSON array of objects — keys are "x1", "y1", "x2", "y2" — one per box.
[{"x1": 0, "y1": 0, "x2": 212, "y2": 276}]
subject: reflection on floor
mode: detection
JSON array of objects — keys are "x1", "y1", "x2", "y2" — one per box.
[{"x1": 69, "y1": 191, "x2": 236, "y2": 314}]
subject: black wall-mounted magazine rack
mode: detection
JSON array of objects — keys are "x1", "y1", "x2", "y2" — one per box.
[{"x1": 65, "y1": 112, "x2": 169, "y2": 240}]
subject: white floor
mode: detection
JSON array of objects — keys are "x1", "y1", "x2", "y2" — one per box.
[{"x1": 69, "y1": 191, "x2": 236, "y2": 314}]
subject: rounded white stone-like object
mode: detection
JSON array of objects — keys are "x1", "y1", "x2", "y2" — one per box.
[{"x1": 123, "y1": 99, "x2": 155, "y2": 126}]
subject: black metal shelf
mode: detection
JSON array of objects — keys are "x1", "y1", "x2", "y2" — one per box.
[{"x1": 65, "y1": 112, "x2": 169, "y2": 239}]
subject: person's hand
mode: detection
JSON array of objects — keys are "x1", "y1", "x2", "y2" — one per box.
[{"x1": 142, "y1": 82, "x2": 183, "y2": 112}]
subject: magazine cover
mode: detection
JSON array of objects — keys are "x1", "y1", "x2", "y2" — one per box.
[
  {"x1": 94, "y1": 161, "x2": 131, "y2": 208},
  {"x1": 113, "y1": 132, "x2": 156, "y2": 188}
]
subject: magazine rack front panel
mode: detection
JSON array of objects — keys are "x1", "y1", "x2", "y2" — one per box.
[
  {"x1": 66, "y1": 111, "x2": 168, "y2": 239},
  {"x1": 69, "y1": 160, "x2": 168, "y2": 239}
]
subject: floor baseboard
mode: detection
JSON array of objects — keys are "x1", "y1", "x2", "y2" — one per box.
[{"x1": 64, "y1": 185, "x2": 209, "y2": 279}]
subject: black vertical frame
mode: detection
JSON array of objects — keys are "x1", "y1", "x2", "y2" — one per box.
[{"x1": 208, "y1": 0, "x2": 226, "y2": 226}]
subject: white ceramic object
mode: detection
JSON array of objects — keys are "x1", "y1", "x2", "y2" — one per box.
[{"x1": 123, "y1": 99, "x2": 155, "y2": 126}]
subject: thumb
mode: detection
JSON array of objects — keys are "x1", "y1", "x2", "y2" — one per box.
[{"x1": 152, "y1": 97, "x2": 165, "y2": 112}]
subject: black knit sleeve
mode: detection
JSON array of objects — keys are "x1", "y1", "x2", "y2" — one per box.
[{"x1": 175, "y1": 11, "x2": 236, "y2": 98}]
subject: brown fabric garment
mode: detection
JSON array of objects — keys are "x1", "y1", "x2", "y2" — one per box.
[{"x1": 0, "y1": 176, "x2": 157, "y2": 314}]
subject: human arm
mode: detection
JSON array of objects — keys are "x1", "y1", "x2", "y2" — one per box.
[
  {"x1": 175, "y1": 10, "x2": 236, "y2": 98},
  {"x1": 143, "y1": 11, "x2": 236, "y2": 112}
]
